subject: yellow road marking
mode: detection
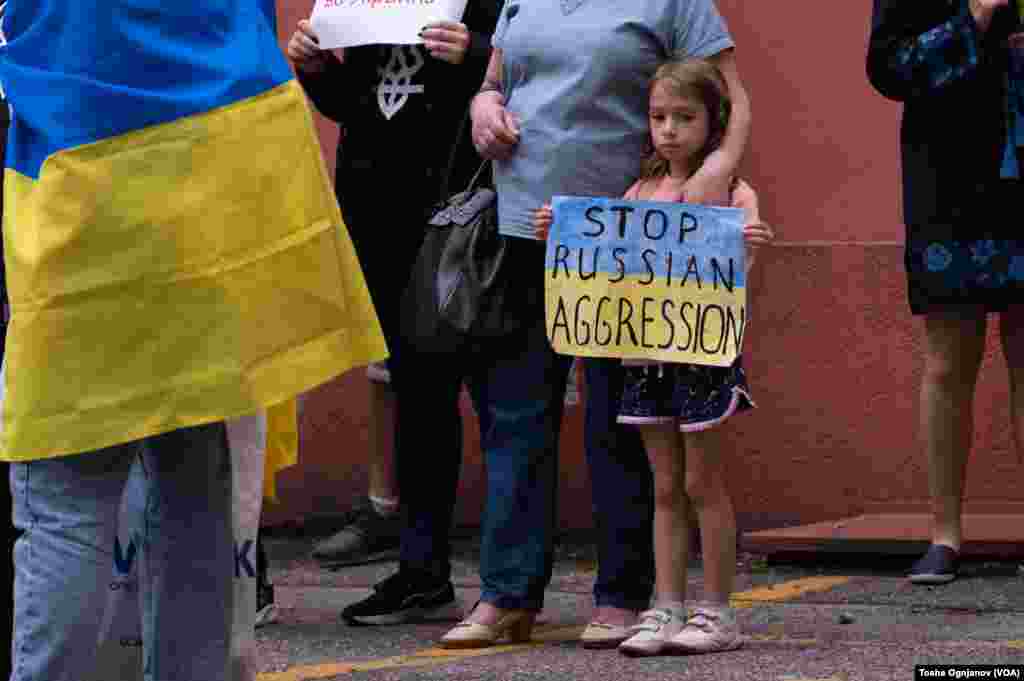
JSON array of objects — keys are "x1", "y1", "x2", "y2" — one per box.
[
  {"x1": 256, "y1": 625, "x2": 585, "y2": 680},
  {"x1": 1009, "y1": 640, "x2": 1024, "y2": 649},
  {"x1": 258, "y1": 577, "x2": 851, "y2": 679},
  {"x1": 748, "y1": 634, "x2": 818, "y2": 646},
  {"x1": 731, "y1": 576, "x2": 851, "y2": 609}
]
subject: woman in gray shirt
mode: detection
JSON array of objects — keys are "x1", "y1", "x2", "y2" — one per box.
[{"x1": 434, "y1": 0, "x2": 751, "y2": 649}]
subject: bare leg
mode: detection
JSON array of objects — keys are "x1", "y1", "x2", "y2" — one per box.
[
  {"x1": 368, "y1": 381, "x2": 399, "y2": 504},
  {"x1": 311, "y1": 378, "x2": 401, "y2": 566},
  {"x1": 1000, "y1": 306, "x2": 1024, "y2": 462},
  {"x1": 921, "y1": 310, "x2": 986, "y2": 551},
  {"x1": 614, "y1": 423, "x2": 690, "y2": 655},
  {"x1": 684, "y1": 429, "x2": 735, "y2": 605},
  {"x1": 638, "y1": 424, "x2": 690, "y2": 604}
]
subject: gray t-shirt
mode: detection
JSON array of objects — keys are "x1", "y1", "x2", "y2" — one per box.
[{"x1": 492, "y1": 0, "x2": 734, "y2": 239}]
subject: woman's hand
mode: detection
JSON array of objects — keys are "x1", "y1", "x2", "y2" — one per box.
[
  {"x1": 287, "y1": 20, "x2": 337, "y2": 73},
  {"x1": 970, "y1": 0, "x2": 1009, "y2": 32},
  {"x1": 421, "y1": 21, "x2": 470, "y2": 64},
  {"x1": 471, "y1": 91, "x2": 521, "y2": 160},
  {"x1": 532, "y1": 203, "x2": 553, "y2": 240}
]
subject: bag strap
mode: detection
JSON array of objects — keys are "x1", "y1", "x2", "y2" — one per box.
[{"x1": 437, "y1": 108, "x2": 491, "y2": 203}]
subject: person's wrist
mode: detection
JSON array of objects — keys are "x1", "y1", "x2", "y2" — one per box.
[
  {"x1": 472, "y1": 89, "x2": 504, "y2": 114},
  {"x1": 969, "y1": 0, "x2": 996, "y2": 32}
]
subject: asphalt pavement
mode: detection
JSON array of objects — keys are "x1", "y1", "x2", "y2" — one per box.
[{"x1": 255, "y1": 530, "x2": 1024, "y2": 681}]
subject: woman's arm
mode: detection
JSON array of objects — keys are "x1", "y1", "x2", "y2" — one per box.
[
  {"x1": 287, "y1": 20, "x2": 353, "y2": 124},
  {"x1": 866, "y1": 0, "x2": 1005, "y2": 102},
  {"x1": 683, "y1": 49, "x2": 751, "y2": 206},
  {"x1": 470, "y1": 49, "x2": 521, "y2": 160},
  {"x1": 437, "y1": 0, "x2": 501, "y2": 101},
  {"x1": 294, "y1": 53, "x2": 351, "y2": 124}
]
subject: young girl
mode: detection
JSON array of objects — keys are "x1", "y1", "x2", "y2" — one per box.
[{"x1": 535, "y1": 58, "x2": 773, "y2": 657}]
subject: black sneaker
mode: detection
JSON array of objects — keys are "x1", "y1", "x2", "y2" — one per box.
[
  {"x1": 908, "y1": 544, "x2": 959, "y2": 585},
  {"x1": 255, "y1": 581, "x2": 278, "y2": 628},
  {"x1": 341, "y1": 570, "x2": 462, "y2": 626},
  {"x1": 312, "y1": 499, "x2": 401, "y2": 568},
  {"x1": 255, "y1": 534, "x2": 278, "y2": 627}
]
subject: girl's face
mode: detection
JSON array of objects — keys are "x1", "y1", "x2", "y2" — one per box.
[{"x1": 648, "y1": 80, "x2": 710, "y2": 175}]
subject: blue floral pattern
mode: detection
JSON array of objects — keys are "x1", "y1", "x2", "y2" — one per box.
[
  {"x1": 1009, "y1": 255, "x2": 1024, "y2": 281},
  {"x1": 890, "y1": 2, "x2": 979, "y2": 99},
  {"x1": 908, "y1": 238, "x2": 1024, "y2": 311},
  {"x1": 925, "y1": 243, "x2": 953, "y2": 272}
]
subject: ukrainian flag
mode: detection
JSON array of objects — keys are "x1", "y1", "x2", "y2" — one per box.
[{"x1": 0, "y1": 1, "x2": 387, "y2": 465}]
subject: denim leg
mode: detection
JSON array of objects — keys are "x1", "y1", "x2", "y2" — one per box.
[
  {"x1": 10, "y1": 442, "x2": 137, "y2": 681},
  {"x1": 583, "y1": 358, "x2": 655, "y2": 611},
  {"x1": 395, "y1": 345, "x2": 466, "y2": 583},
  {"x1": 137, "y1": 422, "x2": 232, "y2": 681},
  {"x1": 471, "y1": 323, "x2": 571, "y2": 611}
]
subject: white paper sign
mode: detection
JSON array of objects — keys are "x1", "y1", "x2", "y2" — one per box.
[{"x1": 310, "y1": 0, "x2": 468, "y2": 49}]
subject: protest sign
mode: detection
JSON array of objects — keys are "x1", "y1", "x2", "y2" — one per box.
[
  {"x1": 310, "y1": 0, "x2": 468, "y2": 49},
  {"x1": 545, "y1": 195, "x2": 747, "y2": 368}
]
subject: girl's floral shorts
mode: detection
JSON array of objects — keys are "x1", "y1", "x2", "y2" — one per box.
[{"x1": 618, "y1": 357, "x2": 754, "y2": 432}]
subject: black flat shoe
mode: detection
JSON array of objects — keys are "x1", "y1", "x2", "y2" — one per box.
[{"x1": 908, "y1": 544, "x2": 959, "y2": 585}]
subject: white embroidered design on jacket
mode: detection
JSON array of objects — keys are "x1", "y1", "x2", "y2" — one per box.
[{"x1": 376, "y1": 46, "x2": 425, "y2": 120}]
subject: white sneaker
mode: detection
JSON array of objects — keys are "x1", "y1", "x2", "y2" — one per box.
[
  {"x1": 617, "y1": 608, "x2": 686, "y2": 657},
  {"x1": 668, "y1": 605, "x2": 742, "y2": 654}
]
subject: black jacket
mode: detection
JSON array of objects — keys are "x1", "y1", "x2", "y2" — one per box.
[
  {"x1": 867, "y1": 0, "x2": 1017, "y2": 228},
  {"x1": 297, "y1": 1, "x2": 501, "y2": 226}
]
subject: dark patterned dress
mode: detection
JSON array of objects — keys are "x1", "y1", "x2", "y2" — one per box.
[
  {"x1": 619, "y1": 359, "x2": 755, "y2": 432},
  {"x1": 869, "y1": 1, "x2": 1024, "y2": 314}
]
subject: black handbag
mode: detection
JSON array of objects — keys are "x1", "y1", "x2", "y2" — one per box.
[{"x1": 402, "y1": 113, "x2": 525, "y2": 348}]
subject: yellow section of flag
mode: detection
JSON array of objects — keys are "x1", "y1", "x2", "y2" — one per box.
[{"x1": 1, "y1": 80, "x2": 386, "y2": 462}]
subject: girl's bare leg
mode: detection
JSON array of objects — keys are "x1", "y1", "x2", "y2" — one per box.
[
  {"x1": 684, "y1": 428, "x2": 735, "y2": 605},
  {"x1": 639, "y1": 424, "x2": 690, "y2": 604}
]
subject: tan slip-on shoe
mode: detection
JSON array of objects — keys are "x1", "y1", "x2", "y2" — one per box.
[{"x1": 440, "y1": 610, "x2": 536, "y2": 649}]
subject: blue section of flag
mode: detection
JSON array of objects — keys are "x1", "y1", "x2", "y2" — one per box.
[
  {"x1": 261, "y1": 0, "x2": 279, "y2": 36},
  {"x1": 0, "y1": 1, "x2": 293, "y2": 179},
  {"x1": 546, "y1": 196, "x2": 746, "y2": 288}
]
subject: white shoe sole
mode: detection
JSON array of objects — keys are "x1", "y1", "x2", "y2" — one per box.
[
  {"x1": 908, "y1": 573, "x2": 957, "y2": 585},
  {"x1": 255, "y1": 604, "x2": 278, "y2": 628}
]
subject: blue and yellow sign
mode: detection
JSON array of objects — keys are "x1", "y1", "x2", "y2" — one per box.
[{"x1": 545, "y1": 196, "x2": 746, "y2": 367}]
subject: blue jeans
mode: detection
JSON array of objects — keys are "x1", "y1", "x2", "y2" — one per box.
[
  {"x1": 397, "y1": 240, "x2": 571, "y2": 611},
  {"x1": 583, "y1": 358, "x2": 655, "y2": 612},
  {"x1": 10, "y1": 422, "x2": 233, "y2": 681}
]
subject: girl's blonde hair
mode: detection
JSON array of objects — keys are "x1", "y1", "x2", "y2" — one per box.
[{"x1": 640, "y1": 58, "x2": 732, "y2": 181}]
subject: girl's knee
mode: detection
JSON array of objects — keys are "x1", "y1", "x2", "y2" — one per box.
[
  {"x1": 685, "y1": 468, "x2": 729, "y2": 510},
  {"x1": 652, "y1": 468, "x2": 685, "y2": 509},
  {"x1": 922, "y1": 351, "x2": 981, "y2": 390}
]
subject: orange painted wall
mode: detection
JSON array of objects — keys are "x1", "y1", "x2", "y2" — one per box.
[{"x1": 264, "y1": 2, "x2": 1023, "y2": 531}]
